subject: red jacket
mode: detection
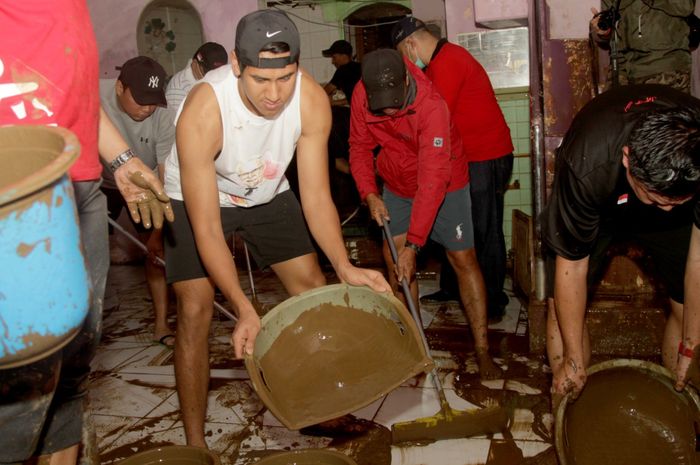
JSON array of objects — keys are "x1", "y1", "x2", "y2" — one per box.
[
  {"x1": 426, "y1": 41, "x2": 513, "y2": 161},
  {"x1": 350, "y1": 59, "x2": 469, "y2": 247}
]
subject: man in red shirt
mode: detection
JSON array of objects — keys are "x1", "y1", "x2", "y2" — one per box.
[
  {"x1": 0, "y1": 2, "x2": 172, "y2": 463},
  {"x1": 392, "y1": 17, "x2": 515, "y2": 322},
  {"x1": 350, "y1": 49, "x2": 501, "y2": 379}
]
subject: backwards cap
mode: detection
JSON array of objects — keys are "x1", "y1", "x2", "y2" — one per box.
[
  {"x1": 235, "y1": 10, "x2": 300, "y2": 69},
  {"x1": 194, "y1": 42, "x2": 228, "y2": 74},
  {"x1": 391, "y1": 16, "x2": 427, "y2": 47}
]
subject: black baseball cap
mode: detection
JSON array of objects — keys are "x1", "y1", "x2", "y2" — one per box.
[
  {"x1": 361, "y1": 49, "x2": 407, "y2": 113},
  {"x1": 118, "y1": 56, "x2": 167, "y2": 107},
  {"x1": 322, "y1": 40, "x2": 353, "y2": 57},
  {"x1": 235, "y1": 10, "x2": 300, "y2": 69},
  {"x1": 391, "y1": 16, "x2": 427, "y2": 47},
  {"x1": 194, "y1": 42, "x2": 228, "y2": 73}
]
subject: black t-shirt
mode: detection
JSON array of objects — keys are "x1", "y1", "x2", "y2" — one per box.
[
  {"x1": 330, "y1": 61, "x2": 361, "y2": 104},
  {"x1": 543, "y1": 84, "x2": 700, "y2": 260}
]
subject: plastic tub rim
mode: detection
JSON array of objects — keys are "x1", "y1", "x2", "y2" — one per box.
[{"x1": 554, "y1": 358, "x2": 700, "y2": 465}]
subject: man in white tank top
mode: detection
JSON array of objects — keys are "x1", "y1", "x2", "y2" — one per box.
[{"x1": 162, "y1": 9, "x2": 390, "y2": 447}]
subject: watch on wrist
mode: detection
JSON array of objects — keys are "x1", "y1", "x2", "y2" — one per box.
[
  {"x1": 109, "y1": 149, "x2": 134, "y2": 173},
  {"x1": 405, "y1": 241, "x2": 421, "y2": 253}
]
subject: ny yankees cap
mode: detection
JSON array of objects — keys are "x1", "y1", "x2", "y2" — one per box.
[
  {"x1": 118, "y1": 56, "x2": 168, "y2": 107},
  {"x1": 362, "y1": 49, "x2": 407, "y2": 112},
  {"x1": 235, "y1": 10, "x2": 300, "y2": 69}
]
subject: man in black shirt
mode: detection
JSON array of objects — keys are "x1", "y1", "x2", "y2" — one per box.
[
  {"x1": 543, "y1": 84, "x2": 700, "y2": 399},
  {"x1": 322, "y1": 40, "x2": 362, "y2": 215},
  {"x1": 322, "y1": 39, "x2": 361, "y2": 105}
]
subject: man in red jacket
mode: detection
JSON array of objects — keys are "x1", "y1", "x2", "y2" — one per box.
[
  {"x1": 392, "y1": 17, "x2": 515, "y2": 322},
  {"x1": 350, "y1": 49, "x2": 501, "y2": 379}
]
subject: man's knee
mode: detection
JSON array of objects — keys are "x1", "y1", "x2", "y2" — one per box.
[
  {"x1": 447, "y1": 248, "x2": 480, "y2": 275},
  {"x1": 173, "y1": 279, "x2": 215, "y2": 324}
]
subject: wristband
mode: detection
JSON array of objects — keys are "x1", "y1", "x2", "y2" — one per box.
[
  {"x1": 405, "y1": 241, "x2": 421, "y2": 254},
  {"x1": 109, "y1": 149, "x2": 134, "y2": 173},
  {"x1": 679, "y1": 342, "x2": 695, "y2": 359}
]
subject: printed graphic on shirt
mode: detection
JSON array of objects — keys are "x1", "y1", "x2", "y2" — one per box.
[
  {"x1": 220, "y1": 151, "x2": 283, "y2": 207},
  {"x1": 0, "y1": 57, "x2": 52, "y2": 122}
]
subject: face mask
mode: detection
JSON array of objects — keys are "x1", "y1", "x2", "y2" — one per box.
[{"x1": 410, "y1": 45, "x2": 426, "y2": 69}]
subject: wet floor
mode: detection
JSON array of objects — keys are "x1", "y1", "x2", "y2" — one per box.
[{"x1": 91, "y1": 258, "x2": 557, "y2": 465}]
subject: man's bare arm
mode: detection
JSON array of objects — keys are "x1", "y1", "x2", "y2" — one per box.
[
  {"x1": 98, "y1": 107, "x2": 173, "y2": 229},
  {"x1": 176, "y1": 83, "x2": 259, "y2": 356},
  {"x1": 677, "y1": 225, "x2": 700, "y2": 389},
  {"x1": 296, "y1": 74, "x2": 389, "y2": 293},
  {"x1": 552, "y1": 254, "x2": 590, "y2": 395}
]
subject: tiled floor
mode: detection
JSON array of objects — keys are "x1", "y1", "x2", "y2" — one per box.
[{"x1": 92, "y1": 256, "x2": 558, "y2": 465}]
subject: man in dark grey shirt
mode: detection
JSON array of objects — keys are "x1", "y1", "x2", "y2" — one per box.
[
  {"x1": 543, "y1": 84, "x2": 700, "y2": 399},
  {"x1": 100, "y1": 56, "x2": 176, "y2": 347}
]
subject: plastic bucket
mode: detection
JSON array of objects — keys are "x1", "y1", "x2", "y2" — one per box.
[
  {"x1": 0, "y1": 126, "x2": 90, "y2": 369},
  {"x1": 244, "y1": 283, "x2": 433, "y2": 430},
  {"x1": 554, "y1": 359, "x2": 700, "y2": 465},
  {"x1": 255, "y1": 449, "x2": 357, "y2": 465},
  {"x1": 117, "y1": 446, "x2": 221, "y2": 465}
]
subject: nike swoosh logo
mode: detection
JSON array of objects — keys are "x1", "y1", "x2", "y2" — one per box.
[{"x1": 266, "y1": 30, "x2": 282, "y2": 38}]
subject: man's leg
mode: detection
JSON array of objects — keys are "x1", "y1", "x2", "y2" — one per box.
[
  {"x1": 468, "y1": 156, "x2": 513, "y2": 320},
  {"x1": 39, "y1": 181, "x2": 109, "y2": 463},
  {"x1": 446, "y1": 248, "x2": 502, "y2": 379},
  {"x1": 173, "y1": 278, "x2": 215, "y2": 447},
  {"x1": 270, "y1": 253, "x2": 326, "y2": 295},
  {"x1": 142, "y1": 231, "x2": 172, "y2": 344}
]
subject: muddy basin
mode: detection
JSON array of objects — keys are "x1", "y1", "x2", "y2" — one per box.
[
  {"x1": 555, "y1": 359, "x2": 700, "y2": 465},
  {"x1": 244, "y1": 283, "x2": 433, "y2": 430},
  {"x1": 117, "y1": 446, "x2": 220, "y2": 465},
  {"x1": 255, "y1": 449, "x2": 357, "y2": 464}
]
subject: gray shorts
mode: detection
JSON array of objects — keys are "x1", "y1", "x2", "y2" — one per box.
[
  {"x1": 164, "y1": 190, "x2": 316, "y2": 284},
  {"x1": 383, "y1": 185, "x2": 475, "y2": 251}
]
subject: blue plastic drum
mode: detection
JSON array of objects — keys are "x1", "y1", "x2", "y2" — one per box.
[{"x1": 0, "y1": 126, "x2": 90, "y2": 369}]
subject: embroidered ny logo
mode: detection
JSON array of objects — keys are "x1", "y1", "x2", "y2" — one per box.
[{"x1": 148, "y1": 76, "x2": 159, "y2": 89}]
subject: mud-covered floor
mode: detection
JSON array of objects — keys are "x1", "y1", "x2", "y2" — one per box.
[{"x1": 91, "y1": 257, "x2": 557, "y2": 465}]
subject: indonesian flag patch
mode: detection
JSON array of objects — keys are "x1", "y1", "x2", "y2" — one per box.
[
  {"x1": 433, "y1": 137, "x2": 444, "y2": 147},
  {"x1": 617, "y1": 193, "x2": 628, "y2": 205}
]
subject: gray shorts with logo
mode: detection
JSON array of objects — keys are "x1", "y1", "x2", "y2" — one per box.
[{"x1": 383, "y1": 185, "x2": 475, "y2": 251}]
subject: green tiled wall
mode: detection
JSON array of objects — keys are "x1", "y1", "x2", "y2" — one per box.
[{"x1": 496, "y1": 90, "x2": 532, "y2": 251}]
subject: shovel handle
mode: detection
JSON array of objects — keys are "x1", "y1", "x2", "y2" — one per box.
[
  {"x1": 381, "y1": 219, "x2": 448, "y2": 402},
  {"x1": 107, "y1": 216, "x2": 238, "y2": 322}
]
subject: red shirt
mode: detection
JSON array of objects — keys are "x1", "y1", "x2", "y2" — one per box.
[
  {"x1": 426, "y1": 41, "x2": 513, "y2": 162},
  {"x1": 350, "y1": 59, "x2": 469, "y2": 246},
  {"x1": 0, "y1": 0, "x2": 101, "y2": 181}
]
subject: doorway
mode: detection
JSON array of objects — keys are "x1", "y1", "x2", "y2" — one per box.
[{"x1": 344, "y1": 2, "x2": 411, "y2": 61}]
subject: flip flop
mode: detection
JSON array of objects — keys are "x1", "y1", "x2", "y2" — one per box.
[{"x1": 154, "y1": 334, "x2": 175, "y2": 348}]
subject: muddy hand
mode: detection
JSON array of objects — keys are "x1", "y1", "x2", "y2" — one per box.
[
  {"x1": 366, "y1": 193, "x2": 389, "y2": 226},
  {"x1": 115, "y1": 163, "x2": 174, "y2": 229},
  {"x1": 230, "y1": 310, "x2": 261, "y2": 359},
  {"x1": 551, "y1": 357, "x2": 586, "y2": 399}
]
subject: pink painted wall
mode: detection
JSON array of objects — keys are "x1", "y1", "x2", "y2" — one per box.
[{"x1": 87, "y1": 0, "x2": 257, "y2": 78}]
